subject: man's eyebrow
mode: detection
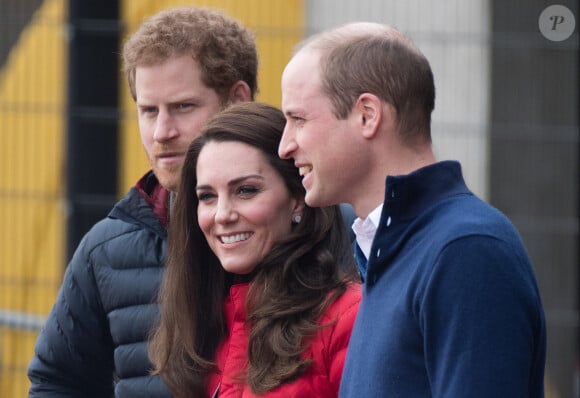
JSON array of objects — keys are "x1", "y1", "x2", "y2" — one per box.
[
  {"x1": 137, "y1": 96, "x2": 201, "y2": 107},
  {"x1": 284, "y1": 108, "x2": 303, "y2": 117}
]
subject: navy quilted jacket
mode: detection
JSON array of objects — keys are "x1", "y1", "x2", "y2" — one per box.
[{"x1": 28, "y1": 174, "x2": 172, "y2": 398}]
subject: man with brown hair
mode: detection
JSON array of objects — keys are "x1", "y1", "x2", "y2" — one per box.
[
  {"x1": 28, "y1": 7, "x2": 257, "y2": 397},
  {"x1": 279, "y1": 22, "x2": 546, "y2": 397}
]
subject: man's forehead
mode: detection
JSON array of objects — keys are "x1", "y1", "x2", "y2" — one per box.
[
  {"x1": 285, "y1": 49, "x2": 319, "y2": 75},
  {"x1": 283, "y1": 53, "x2": 322, "y2": 96},
  {"x1": 282, "y1": 50, "x2": 327, "y2": 112}
]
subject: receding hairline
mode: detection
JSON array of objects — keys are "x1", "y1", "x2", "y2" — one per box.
[
  {"x1": 296, "y1": 22, "x2": 417, "y2": 55},
  {"x1": 286, "y1": 21, "x2": 435, "y2": 137}
]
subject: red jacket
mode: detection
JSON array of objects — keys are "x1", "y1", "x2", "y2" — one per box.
[{"x1": 207, "y1": 283, "x2": 362, "y2": 397}]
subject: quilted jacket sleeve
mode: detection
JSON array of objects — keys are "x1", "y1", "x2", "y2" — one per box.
[{"x1": 28, "y1": 230, "x2": 116, "y2": 398}]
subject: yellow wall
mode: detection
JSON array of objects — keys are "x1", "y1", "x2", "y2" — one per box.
[{"x1": 0, "y1": 0, "x2": 67, "y2": 396}]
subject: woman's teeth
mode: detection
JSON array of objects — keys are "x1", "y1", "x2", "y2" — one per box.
[{"x1": 220, "y1": 233, "x2": 251, "y2": 244}]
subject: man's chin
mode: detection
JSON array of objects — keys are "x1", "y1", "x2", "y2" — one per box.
[
  {"x1": 305, "y1": 190, "x2": 336, "y2": 208},
  {"x1": 154, "y1": 172, "x2": 179, "y2": 192}
]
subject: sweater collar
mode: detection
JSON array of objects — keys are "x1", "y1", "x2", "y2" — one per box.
[{"x1": 382, "y1": 160, "x2": 470, "y2": 223}]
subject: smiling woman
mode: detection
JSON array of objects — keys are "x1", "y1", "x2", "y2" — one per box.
[
  {"x1": 149, "y1": 102, "x2": 361, "y2": 398},
  {"x1": 196, "y1": 140, "x2": 301, "y2": 275}
]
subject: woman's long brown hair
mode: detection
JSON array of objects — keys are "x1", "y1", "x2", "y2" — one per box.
[{"x1": 149, "y1": 102, "x2": 357, "y2": 397}]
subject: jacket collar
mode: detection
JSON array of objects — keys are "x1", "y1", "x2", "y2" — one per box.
[
  {"x1": 135, "y1": 171, "x2": 170, "y2": 227},
  {"x1": 382, "y1": 160, "x2": 470, "y2": 223},
  {"x1": 107, "y1": 171, "x2": 168, "y2": 238}
]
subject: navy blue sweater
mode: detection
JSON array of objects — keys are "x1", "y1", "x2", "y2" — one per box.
[{"x1": 339, "y1": 161, "x2": 546, "y2": 397}]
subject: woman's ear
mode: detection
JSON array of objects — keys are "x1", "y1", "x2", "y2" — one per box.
[{"x1": 291, "y1": 198, "x2": 305, "y2": 223}]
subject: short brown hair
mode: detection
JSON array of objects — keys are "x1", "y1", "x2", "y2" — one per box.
[
  {"x1": 301, "y1": 23, "x2": 435, "y2": 141},
  {"x1": 122, "y1": 6, "x2": 258, "y2": 101}
]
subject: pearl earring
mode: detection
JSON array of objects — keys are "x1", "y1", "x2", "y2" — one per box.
[{"x1": 293, "y1": 214, "x2": 302, "y2": 224}]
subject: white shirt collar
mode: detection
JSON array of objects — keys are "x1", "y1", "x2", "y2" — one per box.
[{"x1": 352, "y1": 204, "x2": 383, "y2": 260}]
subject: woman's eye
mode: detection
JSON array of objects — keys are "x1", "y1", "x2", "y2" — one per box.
[
  {"x1": 238, "y1": 186, "x2": 259, "y2": 196},
  {"x1": 197, "y1": 192, "x2": 215, "y2": 202}
]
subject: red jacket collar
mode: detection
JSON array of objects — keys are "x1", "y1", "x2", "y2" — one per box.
[{"x1": 135, "y1": 171, "x2": 170, "y2": 227}]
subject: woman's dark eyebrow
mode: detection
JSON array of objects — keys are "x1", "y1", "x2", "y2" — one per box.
[{"x1": 195, "y1": 174, "x2": 264, "y2": 191}]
